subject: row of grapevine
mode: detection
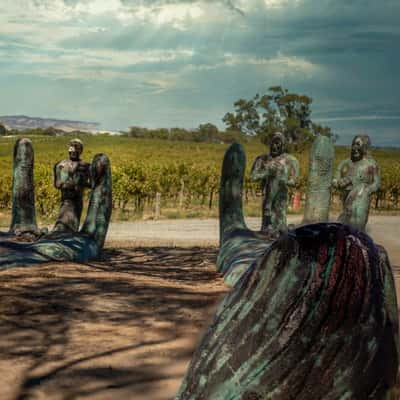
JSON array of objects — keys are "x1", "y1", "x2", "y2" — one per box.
[
  {"x1": 0, "y1": 136, "x2": 398, "y2": 218},
  {"x1": 0, "y1": 158, "x2": 398, "y2": 218}
]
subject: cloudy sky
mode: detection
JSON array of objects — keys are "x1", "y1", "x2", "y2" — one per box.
[{"x1": 0, "y1": 0, "x2": 399, "y2": 146}]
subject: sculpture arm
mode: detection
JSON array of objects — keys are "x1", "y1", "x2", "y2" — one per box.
[
  {"x1": 287, "y1": 156, "x2": 299, "y2": 187},
  {"x1": 332, "y1": 160, "x2": 351, "y2": 189},
  {"x1": 366, "y1": 161, "x2": 381, "y2": 195},
  {"x1": 53, "y1": 162, "x2": 63, "y2": 189},
  {"x1": 250, "y1": 156, "x2": 269, "y2": 181}
]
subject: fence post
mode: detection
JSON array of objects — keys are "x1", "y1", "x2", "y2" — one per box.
[
  {"x1": 155, "y1": 192, "x2": 161, "y2": 220},
  {"x1": 179, "y1": 179, "x2": 184, "y2": 209},
  {"x1": 293, "y1": 191, "x2": 301, "y2": 212}
]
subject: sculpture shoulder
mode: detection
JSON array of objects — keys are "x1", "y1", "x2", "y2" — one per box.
[
  {"x1": 284, "y1": 153, "x2": 299, "y2": 165},
  {"x1": 54, "y1": 159, "x2": 69, "y2": 170},
  {"x1": 366, "y1": 156, "x2": 379, "y2": 168},
  {"x1": 337, "y1": 158, "x2": 352, "y2": 171},
  {"x1": 251, "y1": 154, "x2": 270, "y2": 169},
  {"x1": 78, "y1": 160, "x2": 91, "y2": 169},
  {"x1": 253, "y1": 154, "x2": 270, "y2": 164}
]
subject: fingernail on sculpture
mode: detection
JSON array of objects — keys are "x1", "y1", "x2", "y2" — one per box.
[
  {"x1": 0, "y1": 138, "x2": 112, "y2": 270},
  {"x1": 177, "y1": 143, "x2": 399, "y2": 400}
]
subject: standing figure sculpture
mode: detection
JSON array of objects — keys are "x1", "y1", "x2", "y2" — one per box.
[
  {"x1": 250, "y1": 132, "x2": 299, "y2": 232},
  {"x1": 53, "y1": 139, "x2": 91, "y2": 233},
  {"x1": 333, "y1": 134, "x2": 380, "y2": 231}
]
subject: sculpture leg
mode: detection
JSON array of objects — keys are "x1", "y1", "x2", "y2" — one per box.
[
  {"x1": 348, "y1": 189, "x2": 370, "y2": 231},
  {"x1": 53, "y1": 197, "x2": 82, "y2": 233},
  {"x1": 9, "y1": 138, "x2": 39, "y2": 236},
  {"x1": 340, "y1": 187, "x2": 370, "y2": 231},
  {"x1": 261, "y1": 194, "x2": 272, "y2": 231},
  {"x1": 272, "y1": 191, "x2": 288, "y2": 231}
]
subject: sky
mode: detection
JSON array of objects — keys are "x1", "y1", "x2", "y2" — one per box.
[{"x1": 0, "y1": 0, "x2": 399, "y2": 146}]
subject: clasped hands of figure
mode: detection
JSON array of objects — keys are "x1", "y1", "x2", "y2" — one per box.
[{"x1": 332, "y1": 177, "x2": 373, "y2": 196}]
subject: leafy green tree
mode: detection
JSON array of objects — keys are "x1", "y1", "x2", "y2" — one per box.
[
  {"x1": 195, "y1": 123, "x2": 219, "y2": 142},
  {"x1": 223, "y1": 86, "x2": 335, "y2": 150}
]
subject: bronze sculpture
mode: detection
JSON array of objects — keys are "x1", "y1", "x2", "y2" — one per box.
[
  {"x1": 250, "y1": 132, "x2": 299, "y2": 233},
  {"x1": 303, "y1": 134, "x2": 335, "y2": 224},
  {"x1": 177, "y1": 143, "x2": 399, "y2": 400},
  {"x1": 53, "y1": 139, "x2": 91, "y2": 233},
  {"x1": 0, "y1": 138, "x2": 112, "y2": 270},
  {"x1": 333, "y1": 134, "x2": 380, "y2": 231}
]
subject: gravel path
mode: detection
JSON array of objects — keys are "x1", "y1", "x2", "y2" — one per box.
[{"x1": 105, "y1": 216, "x2": 400, "y2": 266}]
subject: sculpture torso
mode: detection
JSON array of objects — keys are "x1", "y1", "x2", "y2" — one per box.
[
  {"x1": 251, "y1": 152, "x2": 299, "y2": 232},
  {"x1": 54, "y1": 158, "x2": 91, "y2": 232},
  {"x1": 335, "y1": 156, "x2": 380, "y2": 230},
  {"x1": 337, "y1": 157, "x2": 379, "y2": 192}
]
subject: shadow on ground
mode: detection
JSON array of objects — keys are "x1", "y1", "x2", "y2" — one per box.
[{"x1": 0, "y1": 247, "x2": 227, "y2": 400}]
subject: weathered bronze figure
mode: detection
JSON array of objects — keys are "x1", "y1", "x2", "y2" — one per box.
[
  {"x1": 53, "y1": 139, "x2": 91, "y2": 233},
  {"x1": 177, "y1": 143, "x2": 399, "y2": 400},
  {"x1": 333, "y1": 134, "x2": 380, "y2": 231},
  {"x1": 250, "y1": 132, "x2": 299, "y2": 232},
  {"x1": 0, "y1": 138, "x2": 112, "y2": 270}
]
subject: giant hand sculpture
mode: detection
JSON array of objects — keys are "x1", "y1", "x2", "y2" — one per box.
[
  {"x1": 177, "y1": 143, "x2": 399, "y2": 400},
  {"x1": 0, "y1": 138, "x2": 112, "y2": 270}
]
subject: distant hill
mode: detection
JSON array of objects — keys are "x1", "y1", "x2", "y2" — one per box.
[{"x1": 0, "y1": 115, "x2": 100, "y2": 132}]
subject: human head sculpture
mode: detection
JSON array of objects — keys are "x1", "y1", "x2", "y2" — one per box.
[
  {"x1": 351, "y1": 134, "x2": 370, "y2": 162},
  {"x1": 68, "y1": 138, "x2": 83, "y2": 161},
  {"x1": 269, "y1": 131, "x2": 286, "y2": 157}
]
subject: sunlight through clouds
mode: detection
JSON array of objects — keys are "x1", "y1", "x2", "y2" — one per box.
[{"x1": 0, "y1": 0, "x2": 398, "y2": 144}]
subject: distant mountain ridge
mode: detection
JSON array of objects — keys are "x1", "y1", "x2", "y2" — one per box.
[{"x1": 0, "y1": 115, "x2": 100, "y2": 132}]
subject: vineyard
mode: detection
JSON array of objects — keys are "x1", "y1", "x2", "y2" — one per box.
[{"x1": 0, "y1": 135, "x2": 399, "y2": 223}]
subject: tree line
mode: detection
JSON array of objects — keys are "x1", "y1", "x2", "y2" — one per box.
[{"x1": 0, "y1": 85, "x2": 337, "y2": 147}]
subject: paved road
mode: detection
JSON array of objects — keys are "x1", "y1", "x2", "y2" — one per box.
[{"x1": 105, "y1": 216, "x2": 400, "y2": 266}]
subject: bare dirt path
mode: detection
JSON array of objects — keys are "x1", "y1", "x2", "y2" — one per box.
[{"x1": 0, "y1": 216, "x2": 398, "y2": 400}]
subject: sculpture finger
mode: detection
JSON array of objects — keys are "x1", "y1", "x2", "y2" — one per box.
[
  {"x1": 217, "y1": 143, "x2": 272, "y2": 285},
  {"x1": 80, "y1": 153, "x2": 112, "y2": 249},
  {"x1": 303, "y1": 135, "x2": 334, "y2": 224},
  {"x1": 9, "y1": 138, "x2": 38, "y2": 234},
  {"x1": 219, "y1": 143, "x2": 248, "y2": 245}
]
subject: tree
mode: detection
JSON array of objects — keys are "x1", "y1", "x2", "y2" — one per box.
[
  {"x1": 0, "y1": 124, "x2": 7, "y2": 136},
  {"x1": 195, "y1": 123, "x2": 219, "y2": 142},
  {"x1": 223, "y1": 86, "x2": 335, "y2": 150}
]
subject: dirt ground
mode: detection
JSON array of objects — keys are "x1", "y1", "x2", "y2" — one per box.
[
  {"x1": 0, "y1": 217, "x2": 399, "y2": 400},
  {"x1": 0, "y1": 247, "x2": 228, "y2": 400}
]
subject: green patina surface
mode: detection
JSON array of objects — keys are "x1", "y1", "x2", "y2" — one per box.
[
  {"x1": 0, "y1": 140, "x2": 112, "y2": 270},
  {"x1": 303, "y1": 135, "x2": 334, "y2": 224},
  {"x1": 250, "y1": 133, "x2": 299, "y2": 232},
  {"x1": 10, "y1": 138, "x2": 38, "y2": 234},
  {"x1": 177, "y1": 143, "x2": 399, "y2": 400},
  {"x1": 333, "y1": 135, "x2": 380, "y2": 231}
]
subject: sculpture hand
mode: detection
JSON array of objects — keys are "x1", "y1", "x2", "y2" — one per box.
[
  {"x1": 1, "y1": 140, "x2": 112, "y2": 271},
  {"x1": 177, "y1": 143, "x2": 399, "y2": 400}
]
